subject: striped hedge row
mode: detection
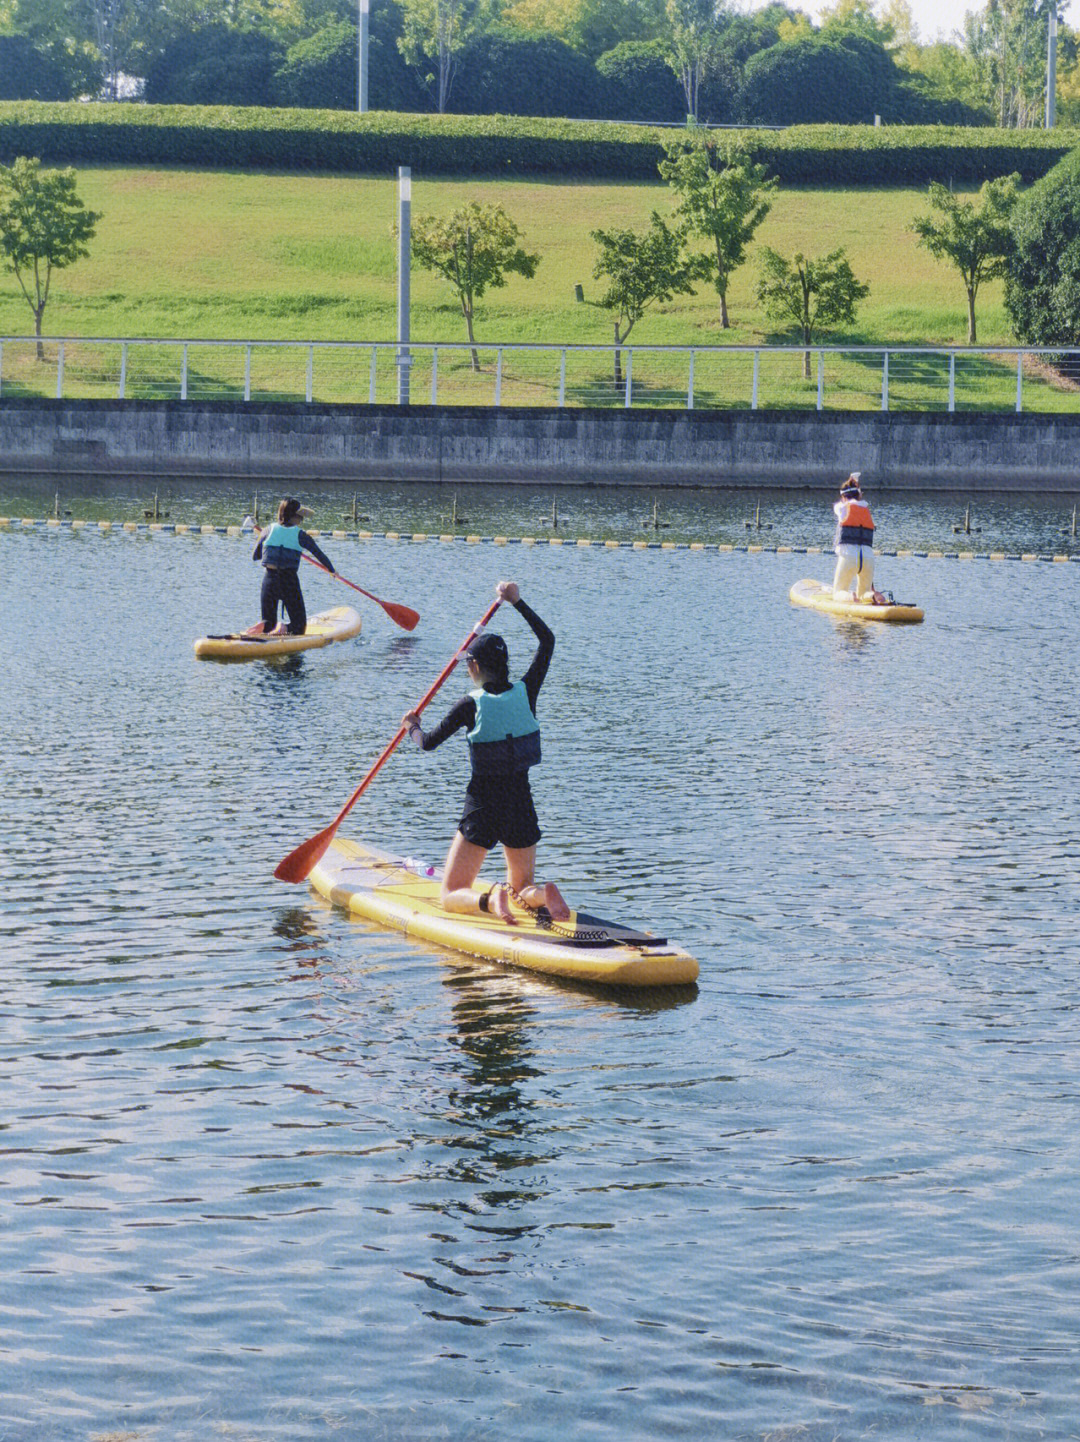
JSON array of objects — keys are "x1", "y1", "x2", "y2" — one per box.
[{"x1": 0, "y1": 102, "x2": 1076, "y2": 185}]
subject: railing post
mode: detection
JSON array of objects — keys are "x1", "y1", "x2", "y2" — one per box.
[
  {"x1": 948, "y1": 352, "x2": 955, "y2": 413},
  {"x1": 558, "y1": 349, "x2": 566, "y2": 407},
  {"x1": 306, "y1": 346, "x2": 313, "y2": 404},
  {"x1": 56, "y1": 342, "x2": 65, "y2": 399},
  {"x1": 244, "y1": 344, "x2": 251, "y2": 402},
  {"x1": 881, "y1": 351, "x2": 888, "y2": 411},
  {"x1": 0, "y1": 341, "x2": 4, "y2": 399},
  {"x1": 686, "y1": 349, "x2": 695, "y2": 410},
  {"x1": 625, "y1": 349, "x2": 633, "y2": 408},
  {"x1": 1016, "y1": 352, "x2": 1023, "y2": 412},
  {"x1": 431, "y1": 347, "x2": 438, "y2": 405},
  {"x1": 751, "y1": 350, "x2": 759, "y2": 410},
  {"x1": 495, "y1": 348, "x2": 503, "y2": 406},
  {"x1": 816, "y1": 351, "x2": 824, "y2": 411},
  {"x1": 369, "y1": 346, "x2": 377, "y2": 404},
  {"x1": 181, "y1": 344, "x2": 188, "y2": 401},
  {"x1": 119, "y1": 342, "x2": 128, "y2": 400}
]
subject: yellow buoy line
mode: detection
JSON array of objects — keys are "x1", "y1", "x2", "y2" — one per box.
[{"x1": 0, "y1": 515, "x2": 1077, "y2": 563}]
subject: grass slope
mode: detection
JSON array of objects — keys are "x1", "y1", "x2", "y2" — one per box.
[{"x1": 0, "y1": 168, "x2": 1065, "y2": 411}]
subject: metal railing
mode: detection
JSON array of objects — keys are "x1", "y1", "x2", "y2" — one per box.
[{"x1": 2, "y1": 336, "x2": 1078, "y2": 414}]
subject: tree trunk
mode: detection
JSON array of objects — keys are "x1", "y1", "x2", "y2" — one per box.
[
  {"x1": 35, "y1": 305, "x2": 45, "y2": 362},
  {"x1": 967, "y1": 288, "x2": 977, "y2": 345},
  {"x1": 719, "y1": 289, "x2": 730, "y2": 329},
  {"x1": 613, "y1": 323, "x2": 623, "y2": 390},
  {"x1": 465, "y1": 309, "x2": 479, "y2": 372}
]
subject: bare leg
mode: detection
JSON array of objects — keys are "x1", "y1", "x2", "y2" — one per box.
[
  {"x1": 503, "y1": 845, "x2": 571, "y2": 921},
  {"x1": 440, "y1": 832, "x2": 499, "y2": 917}
]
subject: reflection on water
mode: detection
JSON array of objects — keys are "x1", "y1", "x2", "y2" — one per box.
[{"x1": 3, "y1": 524, "x2": 1080, "y2": 1441}]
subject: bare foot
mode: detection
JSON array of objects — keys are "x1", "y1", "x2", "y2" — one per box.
[
  {"x1": 490, "y1": 883, "x2": 516, "y2": 924},
  {"x1": 540, "y1": 882, "x2": 571, "y2": 921},
  {"x1": 516, "y1": 882, "x2": 571, "y2": 921},
  {"x1": 268, "y1": 624, "x2": 289, "y2": 638},
  {"x1": 242, "y1": 622, "x2": 267, "y2": 636}
]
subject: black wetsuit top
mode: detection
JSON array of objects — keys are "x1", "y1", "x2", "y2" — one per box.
[
  {"x1": 411, "y1": 599, "x2": 554, "y2": 759},
  {"x1": 410, "y1": 599, "x2": 554, "y2": 850}
]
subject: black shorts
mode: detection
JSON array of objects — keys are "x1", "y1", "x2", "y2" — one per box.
[{"x1": 458, "y1": 772, "x2": 541, "y2": 851}]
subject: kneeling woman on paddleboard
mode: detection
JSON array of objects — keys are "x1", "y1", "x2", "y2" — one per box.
[
  {"x1": 248, "y1": 496, "x2": 336, "y2": 637},
  {"x1": 401, "y1": 580, "x2": 570, "y2": 926}
]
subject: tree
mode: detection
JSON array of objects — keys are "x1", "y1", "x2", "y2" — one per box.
[
  {"x1": 963, "y1": 0, "x2": 1055, "y2": 128},
  {"x1": 1005, "y1": 148, "x2": 1080, "y2": 346},
  {"x1": 410, "y1": 202, "x2": 539, "y2": 369},
  {"x1": 0, "y1": 157, "x2": 100, "y2": 359},
  {"x1": 0, "y1": 35, "x2": 74, "y2": 99},
  {"x1": 498, "y1": 0, "x2": 666, "y2": 58},
  {"x1": 755, "y1": 247, "x2": 869, "y2": 378},
  {"x1": 596, "y1": 39, "x2": 685, "y2": 121},
  {"x1": 143, "y1": 26, "x2": 285, "y2": 104},
  {"x1": 451, "y1": 31, "x2": 603, "y2": 115},
  {"x1": 659, "y1": 135, "x2": 776, "y2": 328},
  {"x1": 911, "y1": 174, "x2": 1020, "y2": 344},
  {"x1": 739, "y1": 36, "x2": 886, "y2": 123},
  {"x1": 590, "y1": 211, "x2": 699, "y2": 389},
  {"x1": 396, "y1": 0, "x2": 487, "y2": 112},
  {"x1": 664, "y1": 0, "x2": 723, "y2": 121},
  {"x1": 274, "y1": 13, "x2": 425, "y2": 110}
]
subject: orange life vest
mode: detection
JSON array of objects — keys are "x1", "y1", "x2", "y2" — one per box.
[{"x1": 838, "y1": 498, "x2": 875, "y2": 547}]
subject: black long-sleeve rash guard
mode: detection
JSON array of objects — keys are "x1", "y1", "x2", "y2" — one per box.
[
  {"x1": 411, "y1": 598, "x2": 554, "y2": 751},
  {"x1": 252, "y1": 529, "x2": 335, "y2": 572}
]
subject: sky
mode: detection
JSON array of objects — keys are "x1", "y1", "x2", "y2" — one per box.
[{"x1": 764, "y1": 0, "x2": 1075, "y2": 45}]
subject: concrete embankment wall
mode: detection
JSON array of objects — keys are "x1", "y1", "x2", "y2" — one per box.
[{"x1": 2, "y1": 399, "x2": 1080, "y2": 491}]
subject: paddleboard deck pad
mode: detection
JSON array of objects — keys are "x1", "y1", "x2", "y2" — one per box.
[
  {"x1": 194, "y1": 606, "x2": 362, "y2": 660},
  {"x1": 310, "y1": 838, "x2": 699, "y2": 987},
  {"x1": 789, "y1": 579, "x2": 924, "y2": 624}
]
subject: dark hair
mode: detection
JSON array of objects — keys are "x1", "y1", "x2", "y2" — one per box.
[{"x1": 278, "y1": 496, "x2": 302, "y2": 524}]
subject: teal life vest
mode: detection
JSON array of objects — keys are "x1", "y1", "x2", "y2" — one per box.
[
  {"x1": 262, "y1": 523, "x2": 303, "y2": 570},
  {"x1": 466, "y1": 681, "x2": 541, "y2": 776}
]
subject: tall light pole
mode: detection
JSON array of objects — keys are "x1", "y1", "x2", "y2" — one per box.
[
  {"x1": 397, "y1": 167, "x2": 411, "y2": 406},
  {"x1": 358, "y1": 0, "x2": 369, "y2": 113},
  {"x1": 1046, "y1": 3, "x2": 1058, "y2": 128}
]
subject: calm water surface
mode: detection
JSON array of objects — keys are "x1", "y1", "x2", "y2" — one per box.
[{"x1": 3, "y1": 499, "x2": 1080, "y2": 1442}]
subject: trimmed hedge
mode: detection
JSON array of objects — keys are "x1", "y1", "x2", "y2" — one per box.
[{"x1": 0, "y1": 102, "x2": 1076, "y2": 186}]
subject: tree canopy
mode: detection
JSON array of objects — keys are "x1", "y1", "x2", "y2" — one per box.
[
  {"x1": 755, "y1": 246, "x2": 869, "y2": 376},
  {"x1": 1006, "y1": 148, "x2": 1080, "y2": 346},
  {"x1": 911, "y1": 174, "x2": 1020, "y2": 343},
  {"x1": 0, "y1": 156, "x2": 101, "y2": 350}
]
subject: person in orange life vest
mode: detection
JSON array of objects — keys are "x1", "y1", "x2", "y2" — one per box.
[
  {"x1": 245, "y1": 496, "x2": 335, "y2": 637},
  {"x1": 400, "y1": 579, "x2": 570, "y2": 926},
  {"x1": 832, "y1": 473, "x2": 881, "y2": 602}
]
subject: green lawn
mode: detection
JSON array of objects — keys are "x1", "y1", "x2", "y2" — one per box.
[{"x1": 0, "y1": 167, "x2": 1071, "y2": 411}]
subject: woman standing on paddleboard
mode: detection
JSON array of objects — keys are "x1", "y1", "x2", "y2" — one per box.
[
  {"x1": 832, "y1": 473, "x2": 881, "y2": 602},
  {"x1": 401, "y1": 580, "x2": 570, "y2": 926},
  {"x1": 247, "y1": 496, "x2": 336, "y2": 637}
]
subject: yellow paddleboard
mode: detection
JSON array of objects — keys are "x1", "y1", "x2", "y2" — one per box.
[
  {"x1": 310, "y1": 838, "x2": 699, "y2": 988},
  {"x1": 194, "y1": 606, "x2": 362, "y2": 660},
  {"x1": 789, "y1": 579, "x2": 924, "y2": 624}
]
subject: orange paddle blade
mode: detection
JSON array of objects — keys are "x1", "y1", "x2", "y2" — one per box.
[
  {"x1": 274, "y1": 822, "x2": 337, "y2": 884},
  {"x1": 381, "y1": 600, "x2": 420, "y2": 631}
]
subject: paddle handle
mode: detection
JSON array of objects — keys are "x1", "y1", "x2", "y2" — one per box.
[{"x1": 327, "y1": 598, "x2": 502, "y2": 832}]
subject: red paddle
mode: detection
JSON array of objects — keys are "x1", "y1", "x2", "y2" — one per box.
[
  {"x1": 302, "y1": 554, "x2": 419, "y2": 632},
  {"x1": 274, "y1": 598, "x2": 502, "y2": 883}
]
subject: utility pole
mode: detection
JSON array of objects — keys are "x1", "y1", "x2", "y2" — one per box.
[
  {"x1": 358, "y1": 0, "x2": 369, "y2": 112},
  {"x1": 397, "y1": 167, "x2": 411, "y2": 405},
  {"x1": 1046, "y1": 3, "x2": 1058, "y2": 128}
]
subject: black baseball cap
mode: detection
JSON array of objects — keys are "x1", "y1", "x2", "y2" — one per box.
[{"x1": 464, "y1": 632, "x2": 508, "y2": 670}]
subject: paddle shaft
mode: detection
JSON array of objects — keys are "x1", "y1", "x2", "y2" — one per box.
[
  {"x1": 301, "y1": 554, "x2": 419, "y2": 631},
  {"x1": 274, "y1": 598, "x2": 502, "y2": 882}
]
